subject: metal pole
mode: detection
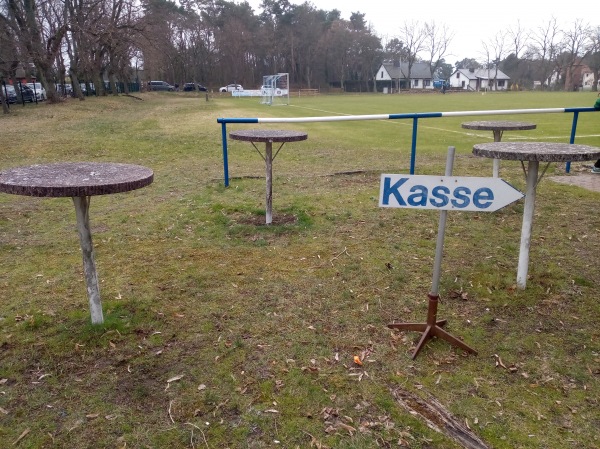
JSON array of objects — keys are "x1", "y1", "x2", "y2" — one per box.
[
  {"x1": 410, "y1": 117, "x2": 418, "y2": 174},
  {"x1": 265, "y1": 140, "x2": 273, "y2": 224},
  {"x1": 430, "y1": 146, "x2": 455, "y2": 296},
  {"x1": 72, "y1": 196, "x2": 104, "y2": 324},
  {"x1": 492, "y1": 129, "x2": 502, "y2": 178},
  {"x1": 516, "y1": 160, "x2": 539, "y2": 289},
  {"x1": 221, "y1": 122, "x2": 229, "y2": 187},
  {"x1": 565, "y1": 111, "x2": 579, "y2": 173}
]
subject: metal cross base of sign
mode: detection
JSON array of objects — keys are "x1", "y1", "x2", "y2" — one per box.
[
  {"x1": 388, "y1": 293, "x2": 477, "y2": 360},
  {"x1": 381, "y1": 146, "x2": 523, "y2": 359}
]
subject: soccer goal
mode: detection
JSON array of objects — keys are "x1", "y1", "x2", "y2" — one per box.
[{"x1": 260, "y1": 73, "x2": 289, "y2": 106}]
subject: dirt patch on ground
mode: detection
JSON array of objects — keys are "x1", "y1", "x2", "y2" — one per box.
[
  {"x1": 548, "y1": 172, "x2": 600, "y2": 193},
  {"x1": 232, "y1": 213, "x2": 298, "y2": 226}
]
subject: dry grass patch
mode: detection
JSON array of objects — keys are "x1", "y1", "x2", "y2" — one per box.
[{"x1": 1, "y1": 93, "x2": 599, "y2": 448}]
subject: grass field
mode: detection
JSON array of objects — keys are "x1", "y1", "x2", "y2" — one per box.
[{"x1": 0, "y1": 91, "x2": 599, "y2": 448}]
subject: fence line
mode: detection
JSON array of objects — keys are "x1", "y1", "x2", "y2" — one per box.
[{"x1": 217, "y1": 107, "x2": 598, "y2": 186}]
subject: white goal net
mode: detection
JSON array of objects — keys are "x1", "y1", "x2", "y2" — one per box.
[{"x1": 260, "y1": 73, "x2": 289, "y2": 106}]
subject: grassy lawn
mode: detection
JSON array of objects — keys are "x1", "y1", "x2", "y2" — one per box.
[{"x1": 0, "y1": 91, "x2": 599, "y2": 448}]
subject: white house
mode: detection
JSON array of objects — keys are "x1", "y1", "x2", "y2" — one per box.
[
  {"x1": 375, "y1": 61, "x2": 433, "y2": 92},
  {"x1": 581, "y1": 70, "x2": 600, "y2": 90},
  {"x1": 449, "y1": 68, "x2": 510, "y2": 91}
]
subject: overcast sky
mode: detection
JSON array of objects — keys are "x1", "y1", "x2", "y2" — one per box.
[{"x1": 245, "y1": 0, "x2": 592, "y2": 63}]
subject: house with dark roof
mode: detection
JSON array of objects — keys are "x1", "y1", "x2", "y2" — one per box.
[
  {"x1": 449, "y1": 68, "x2": 510, "y2": 91},
  {"x1": 375, "y1": 61, "x2": 433, "y2": 92}
]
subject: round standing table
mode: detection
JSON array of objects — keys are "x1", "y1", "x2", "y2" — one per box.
[
  {"x1": 472, "y1": 142, "x2": 600, "y2": 289},
  {"x1": 0, "y1": 162, "x2": 154, "y2": 324},
  {"x1": 229, "y1": 129, "x2": 308, "y2": 224},
  {"x1": 462, "y1": 121, "x2": 537, "y2": 177}
]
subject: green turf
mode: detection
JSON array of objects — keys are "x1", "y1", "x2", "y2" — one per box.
[{"x1": 0, "y1": 90, "x2": 599, "y2": 448}]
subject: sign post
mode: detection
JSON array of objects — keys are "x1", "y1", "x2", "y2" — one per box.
[{"x1": 382, "y1": 147, "x2": 523, "y2": 359}]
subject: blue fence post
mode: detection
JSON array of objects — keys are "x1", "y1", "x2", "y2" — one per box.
[
  {"x1": 566, "y1": 111, "x2": 580, "y2": 173},
  {"x1": 221, "y1": 121, "x2": 229, "y2": 187},
  {"x1": 410, "y1": 117, "x2": 418, "y2": 174}
]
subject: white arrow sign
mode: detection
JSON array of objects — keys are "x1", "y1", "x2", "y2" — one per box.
[{"x1": 379, "y1": 174, "x2": 523, "y2": 212}]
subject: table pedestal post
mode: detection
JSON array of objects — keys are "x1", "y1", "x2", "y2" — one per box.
[
  {"x1": 492, "y1": 130, "x2": 503, "y2": 178},
  {"x1": 265, "y1": 140, "x2": 273, "y2": 225},
  {"x1": 517, "y1": 160, "x2": 538, "y2": 289},
  {"x1": 73, "y1": 196, "x2": 104, "y2": 324}
]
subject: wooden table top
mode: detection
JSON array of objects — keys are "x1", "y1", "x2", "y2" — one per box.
[
  {"x1": 0, "y1": 162, "x2": 154, "y2": 197},
  {"x1": 462, "y1": 120, "x2": 537, "y2": 131},
  {"x1": 229, "y1": 129, "x2": 308, "y2": 143},
  {"x1": 473, "y1": 142, "x2": 600, "y2": 162}
]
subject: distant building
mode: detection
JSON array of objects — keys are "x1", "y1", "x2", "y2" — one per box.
[
  {"x1": 449, "y1": 68, "x2": 510, "y2": 91},
  {"x1": 375, "y1": 61, "x2": 433, "y2": 92},
  {"x1": 580, "y1": 65, "x2": 598, "y2": 91}
]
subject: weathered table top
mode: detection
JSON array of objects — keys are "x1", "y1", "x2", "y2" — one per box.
[
  {"x1": 462, "y1": 120, "x2": 537, "y2": 131},
  {"x1": 229, "y1": 129, "x2": 308, "y2": 143},
  {"x1": 473, "y1": 142, "x2": 600, "y2": 162},
  {"x1": 0, "y1": 162, "x2": 154, "y2": 197}
]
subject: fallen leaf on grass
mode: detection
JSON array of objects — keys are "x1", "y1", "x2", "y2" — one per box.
[
  {"x1": 167, "y1": 374, "x2": 184, "y2": 383},
  {"x1": 165, "y1": 374, "x2": 184, "y2": 391},
  {"x1": 494, "y1": 354, "x2": 507, "y2": 369},
  {"x1": 337, "y1": 422, "x2": 357, "y2": 435},
  {"x1": 303, "y1": 431, "x2": 329, "y2": 449},
  {"x1": 13, "y1": 428, "x2": 30, "y2": 445}
]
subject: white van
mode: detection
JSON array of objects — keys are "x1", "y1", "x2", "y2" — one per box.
[{"x1": 26, "y1": 82, "x2": 47, "y2": 101}]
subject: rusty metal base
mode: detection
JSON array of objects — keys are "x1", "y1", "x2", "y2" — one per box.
[{"x1": 388, "y1": 293, "x2": 478, "y2": 360}]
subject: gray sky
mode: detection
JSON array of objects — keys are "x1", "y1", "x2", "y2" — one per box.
[{"x1": 246, "y1": 0, "x2": 593, "y2": 63}]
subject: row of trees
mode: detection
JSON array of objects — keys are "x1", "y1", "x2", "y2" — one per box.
[{"x1": 1, "y1": 0, "x2": 599, "y2": 107}]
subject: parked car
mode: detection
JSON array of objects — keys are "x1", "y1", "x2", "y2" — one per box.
[
  {"x1": 2, "y1": 84, "x2": 35, "y2": 103},
  {"x1": 148, "y1": 80, "x2": 175, "y2": 91},
  {"x1": 2, "y1": 85, "x2": 17, "y2": 104},
  {"x1": 26, "y1": 82, "x2": 47, "y2": 100},
  {"x1": 56, "y1": 83, "x2": 73, "y2": 95},
  {"x1": 219, "y1": 84, "x2": 243, "y2": 93},
  {"x1": 71, "y1": 83, "x2": 96, "y2": 96},
  {"x1": 183, "y1": 83, "x2": 207, "y2": 92},
  {"x1": 20, "y1": 85, "x2": 36, "y2": 102}
]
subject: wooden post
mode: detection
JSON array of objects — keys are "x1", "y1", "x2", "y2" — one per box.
[{"x1": 72, "y1": 196, "x2": 104, "y2": 324}]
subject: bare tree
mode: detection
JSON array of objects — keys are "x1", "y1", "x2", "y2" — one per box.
[
  {"x1": 507, "y1": 20, "x2": 528, "y2": 59},
  {"x1": 481, "y1": 31, "x2": 507, "y2": 90},
  {"x1": 587, "y1": 26, "x2": 600, "y2": 92},
  {"x1": 399, "y1": 20, "x2": 426, "y2": 90},
  {"x1": 529, "y1": 17, "x2": 562, "y2": 89},
  {"x1": 4, "y1": 0, "x2": 67, "y2": 102},
  {"x1": 423, "y1": 21, "x2": 453, "y2": 80},
  {"x1": 561, "y1": 19, "x2": 592, "y2": 91}
]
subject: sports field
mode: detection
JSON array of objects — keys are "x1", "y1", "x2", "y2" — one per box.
[{"x1": 0, "y1": 91, "x2": 599, "y2": 448}]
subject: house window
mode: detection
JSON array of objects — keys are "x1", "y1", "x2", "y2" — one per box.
[
  {"x1": 456, "y1": 73, "x2": 460, "y2": 78},
  {"x1": 381, "y1": 71, "x2": 384, "y2": 79},
  {"x1": 498, "y1": 80, "x2": 505, "y2": 87},
  {"x1": 424, "y1": 80, "x2": 430, "y2": 87},
  {"x1": 414, "y1": 80, "x2": 419, "y2": 87}
]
